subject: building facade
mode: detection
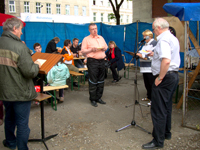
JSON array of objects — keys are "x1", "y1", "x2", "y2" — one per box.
[
  {"x1": 4, "y1": 0, "x2": 132, "y2": 25},
  {"x1": 90, "y1": 0, "x2": 132, "y2": 25},
  {"x1": 4, "y1": 0, "x2": 90, "y2": 23}
]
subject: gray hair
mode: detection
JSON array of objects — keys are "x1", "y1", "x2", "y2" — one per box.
[
  {"x1": 3, "y1": 17, "x2": 23, "y2": 32},
  {"x1": 53, "y1": 37, "x2": 60, "y2": 42},
  {"x1": 153, "y1": 18, "x2": 169, "y2": 29}
]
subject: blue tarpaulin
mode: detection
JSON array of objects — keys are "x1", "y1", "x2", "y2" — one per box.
[
  {"x1": 0, "y1": 21, "x2": 194, "y2": 66},
  {"x1": 0, "y1": 22, "x2": 153, "y2": 63},
  {"x1": 163, "y1": 3, "x2": 200, "y2": 21}
]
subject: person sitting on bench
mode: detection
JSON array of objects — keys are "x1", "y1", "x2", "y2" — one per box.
[
  {"x1": 61, "y1": 39, "x2": 79, "y2": 87},
  {"x1": 47, "y1": 60, "x2": 70, "y2": 103}
]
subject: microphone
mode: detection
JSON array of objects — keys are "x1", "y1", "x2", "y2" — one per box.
[{"x1": 138, "y1": 36, "x2": 149, "y2": 44}]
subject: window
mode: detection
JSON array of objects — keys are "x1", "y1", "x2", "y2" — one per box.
[
  {"x1": 126, "y1": 15, "x2": 129, "y2": 23},
  {"x1": 108, "y1": 1, "x2": 111, "y2": 7},
  {"x1": 24, "y1": 1, "x2": 29, "y2": 13},
  {"x1": 93, "y1": 12, "x2": 96, "y2": 22},
  {"x1": 108, "y1": 14, "x2": 110, "y2": 22},
  {"x1": 120, "y1": 15, "x2": 123, "y2": 23},
  {"x1": 66, "y1": 5, "x2": 70, "y2": 15},
  {"x1": 65, "y1": 5, "x2": 70, "y2": 15},
  {"x1": 74, "y1": 5, "x2": 78, "y2": 16},
  {"x1": 82, "y1": 6, "x2": 86, "y2": 16},
  {"x1": 93, "y1": 0, "x2": 96, "y2": 5},
  {"x1": 100, "y1": 0, "x2": 103, "y2": 6},
  {"x1": 9, "y1": 1, "x2": 15, "y2": 13},
  {"x1": 46, "y1": 3, "x2": 51, "y2": 14},
  {"x1": 123, "y1": 1, "x2": 127, "y2": 9},
  {"x1": 36, "y1": 2, "x2": 41, "y2": 13},
  {"x1": 101, "y1": 13, "x2": 103, "y2": 22},
  {"x1": 56, "y1": 4, "x2": 61, "y2": 14}
]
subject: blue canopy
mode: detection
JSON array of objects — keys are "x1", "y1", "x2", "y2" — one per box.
[{"x1": 163, "y1": 3, "x2": 200, "y2": 21}]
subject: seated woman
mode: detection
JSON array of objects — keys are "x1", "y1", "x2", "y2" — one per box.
[
  {"x1": 47, "y1": 61, "x2": 70, "y2": 103},
  {"x1": 106, "y1": 41, "x2": 124, "y2": 83},
  {"x1": 61, "y1": 39, "x2": 79, "y2": 87}
]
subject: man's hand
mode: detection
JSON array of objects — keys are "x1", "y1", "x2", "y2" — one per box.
[
  {"x1": 136, "y1": 53, "x2": 142, "y2": 58},
  {"x1": 34, "y1": 61, "x2": 41, "y2": 68},
  {"x1": 155, "y1": 77, "x2": 162, "y2": 86},
  {"x1": 147, "y1": 50, "x2": 154, "y2": 56},
  {"x1": 102, "y1": 47, "x2": 107, "y2": 51},
  {"x1": 91, "y1": 47, "x2": 97, "y2": 52}
]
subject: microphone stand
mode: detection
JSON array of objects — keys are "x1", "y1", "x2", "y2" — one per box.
[{"x1": 116, "y1": 42, "x2": 151, "y2": 134}]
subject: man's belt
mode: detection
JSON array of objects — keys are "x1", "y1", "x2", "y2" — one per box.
[{"x1": 166, "y1": 71, "x2": 178, "y2": 74}]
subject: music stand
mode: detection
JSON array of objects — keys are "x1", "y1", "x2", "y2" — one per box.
[
  {"x1": 116, "y1": 46, "x2": 151, "y2": 134},
  {"x1": 29, "y1": 52, "x2": 63, "y2": 150}
]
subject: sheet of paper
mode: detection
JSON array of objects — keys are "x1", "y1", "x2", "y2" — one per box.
[
  {"x1": 35, "y1": 59, "x2": 46, "y2": 66},
  {"x1": 140, "y1": 50, "x2": 151, "y2": 55},
  {"x1": 97, "y1": 47, "x2": 103, "y2": 51}
]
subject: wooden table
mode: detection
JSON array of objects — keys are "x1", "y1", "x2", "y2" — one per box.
[
  {"x1": 73, "y1": 56, "x2": 86, "y2": 60},
  {"x1": 30, "y1": 53, "x2": 63, "y2": 150}
]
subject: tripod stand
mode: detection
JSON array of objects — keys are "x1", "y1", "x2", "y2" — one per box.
[{"x1": 116, "y1": 43, "x2": 151, "y2": 134}]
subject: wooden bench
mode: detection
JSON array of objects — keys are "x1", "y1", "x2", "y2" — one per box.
[
  {"x1": 122, "y1": 54, "x2": 134, "y2": 78},
  {"x1": 34, "y1": 93, "x2": 52, "y2": 102},
  {"x1": 124, "y1": 63, "x2": 134, "y2": 78},
  {"x1": 79, "y1": 68, "x2": 88, "y2": 84},
  {"x1": 69, "y1": 70, "x2": 84, "y2": 91},
  {"x1": 43, "y1": 85, "x2": 69, "y2": 111}
]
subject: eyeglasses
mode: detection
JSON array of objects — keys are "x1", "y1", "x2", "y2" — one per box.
[{"x1": 153, "y1": 27, "x2": 157, "y2": 32}]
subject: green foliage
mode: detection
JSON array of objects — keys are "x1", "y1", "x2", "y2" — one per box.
[{"x1": 108, "y1": 13, "x2": 116, "y2": 20}]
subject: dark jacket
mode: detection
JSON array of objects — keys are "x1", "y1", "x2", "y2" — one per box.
[
  {"x1": 106, "y1": 47, "x2": 125, "y2": 71},
  {"x1": 70, "y1": 44, "x2": 81, "y2": 54},
  {"x1": 45, "y1": 39, "x2": 57, "y2": 53},
  {"x1": 0, "y1": 31, "x2": 39, "y2": 101}
]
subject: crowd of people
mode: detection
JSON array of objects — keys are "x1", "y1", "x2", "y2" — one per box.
[{"x1": 0, "y1": 17, "x2": 180, "y2": 150}]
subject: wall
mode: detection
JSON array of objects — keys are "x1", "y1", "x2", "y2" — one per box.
[{"x1": 132, "y1": 0, "x2": 153, "y2": 23}]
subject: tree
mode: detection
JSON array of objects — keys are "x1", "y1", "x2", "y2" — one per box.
[{"x1": 108, "y1": 0, "x2": 125, "y2": 25}]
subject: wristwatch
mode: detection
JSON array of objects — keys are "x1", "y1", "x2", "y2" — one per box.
[{"x1": 157, "y1": 76, "x2": 163, "y2": 81}]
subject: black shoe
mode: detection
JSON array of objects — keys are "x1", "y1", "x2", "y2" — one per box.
[
  {"x1": 73, "y1": 82, "x2": 78, "y2": 87},
  {"x1": 165, "y1": 135, "x2": 171, "y2": 140},
  {"x1": 97, "y1": 99, "x2": 106, "y2": 104},
  {"x1": 3, "y1": 140, "x2": 16, "y2": 150},
  {"x1": 112, "y1": 80, "x2": 117, "y2": 83},
  {"x1": 142, "y1": 141, "x2": 163, "y2": 149},
  {"x1": 117, "y1": 76, "x2": 122, "y2": 82},
  {"x1": 91, "y1": 101, "x2": 98, "y2": 107}
]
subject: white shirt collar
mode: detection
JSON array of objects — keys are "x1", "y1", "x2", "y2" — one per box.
[{"x1": 157, "y1": 30, "x2": 170, "y2": 41}]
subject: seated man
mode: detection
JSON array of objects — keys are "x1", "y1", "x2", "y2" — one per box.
[
  {"x1": 32, "y1": 43, "x2": 42, "y2": 86},
  {"x1": 70, "y1": 38, "x2": 84, "y2": 68},
  {"x1": 33, "y1": 43, "x2": 42, "y2": 53},
  {"x1": 61, "y1": 39, "x2": 79, "y2": 87}
]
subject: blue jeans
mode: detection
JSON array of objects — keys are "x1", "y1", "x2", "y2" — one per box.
[{"x1": 3, "y1": 101, "x2": 32, "y2": 150}]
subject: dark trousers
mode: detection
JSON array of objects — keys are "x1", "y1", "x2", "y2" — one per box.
[
  {"x1": 0, "y1": 100, "x2": 3, "y2": 120},
  {"x1": 3, "y1": 101, "x2": 32, "y2": 150},
  {"x1": 74, "y1": 59, "x2": 84, "y2": 68},
  {"x1": 87, "y1": 58, "x2": 105, "y2": 101},
  {"x1": 151, "y1": 72, "x2": 179, "y2": 147},
  {"x1": 143, "y1": 73, "x2": 155, "y2": 100},
  {"x1": 59, "y1": 89, "x2": 64, "y2": 97},
  {"x1": 110, "y1": 63, "x2": 119, "y2": 80}
]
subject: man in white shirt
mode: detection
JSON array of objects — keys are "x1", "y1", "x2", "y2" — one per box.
[{"x1": 142, "y1": 18, "x2": 180, "y2": 149}]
